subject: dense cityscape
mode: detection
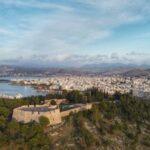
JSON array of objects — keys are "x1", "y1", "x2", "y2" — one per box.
[{"x1": 11, "y1": 75, "x2": 150, "y2": 98}]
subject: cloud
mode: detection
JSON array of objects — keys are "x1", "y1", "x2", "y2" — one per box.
[
  {"x1": 63, "y1": 52, "x2": 150, "y2": 66},
  {"x1": 5, "y1": 11, "x2": 113, "y2": 58},
  {"x1": 4, "y1": 52, "x2": 149, "y2": 67},
  {"x1": 0, "y1": 0, "x2": 72, "y2": 11},
  {"x1": 0, "y1": 0, "x2": 150, "y2": 64},
  {"x1": 0, "y1": 27, "x2": 13, "y2": 36},
  {"x1": 124, "y1": 52, "x2": 150, "y2": 64},
  {"x1": 77, "y1": 0, "x2": 150, "y2": 25}
]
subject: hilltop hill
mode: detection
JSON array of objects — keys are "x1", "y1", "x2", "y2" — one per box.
[
  {"x1": 122, "y1": 68, "x2": 150, "y2": 77},
  {"x1": 0, "y1": 65, "x2": 150, "y2": 77}
]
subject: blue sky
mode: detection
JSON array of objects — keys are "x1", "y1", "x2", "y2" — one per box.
[{"x1": 0, "y1": 0, "x2": 150, "y2": 66}]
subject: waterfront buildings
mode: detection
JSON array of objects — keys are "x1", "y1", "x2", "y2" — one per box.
[
  {"x1": 0, "y1": 93, "x2": 23, "y2": 99},
  {"x1": 12, "y1": 75, "x2": 150, "y2": 98}
]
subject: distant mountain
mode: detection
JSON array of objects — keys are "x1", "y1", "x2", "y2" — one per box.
[
  {"x1": 122, "y1": 68, "x2": 150, "y2": 77},
  {"x1": 80, "y1": 63, "x2": 136, "y2": 73},
  {"x1": 0, "y1": 64, "x2": 150, "y2": 77},
  {"x1": 0, "y1": 65, "x2": 89, "y2": 77},
  {"x1": 80, "y1": 63, "x2": 150, "y2": 76}
]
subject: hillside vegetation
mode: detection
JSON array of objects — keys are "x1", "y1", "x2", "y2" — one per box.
[{"x1": 0, "y1": 89, "x2": 149, "y2": 150}]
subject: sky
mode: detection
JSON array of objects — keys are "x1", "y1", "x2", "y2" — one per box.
[{"x1": 0, "y1": 0, "x2": 150, "y2": 67}]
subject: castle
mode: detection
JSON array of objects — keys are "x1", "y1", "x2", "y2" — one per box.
[
  {"x1": 13, "y1": 105, "x2": 62, "y2": 125},
  {"x1": 12, "y1": 100, "x2": 93, "y2": 126}
]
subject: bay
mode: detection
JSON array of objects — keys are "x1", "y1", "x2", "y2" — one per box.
[{"x1": 0, "y1": 77, "x2": 47, "y2": 97}]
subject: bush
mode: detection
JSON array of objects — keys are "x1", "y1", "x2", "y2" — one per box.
[
  {"x1": 51, "y1": 100, "x2": 56, "y2": 105},
  {"x1": 141, "y1": 135, "x2": 150, "y2": 147},
  {"x1": 39, "y1": 116, "x2": 50, "y2": 127}
]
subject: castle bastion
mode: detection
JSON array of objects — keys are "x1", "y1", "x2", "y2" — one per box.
[{"x1": 12, "y1": 105, "x2": 62, "y2": 125}]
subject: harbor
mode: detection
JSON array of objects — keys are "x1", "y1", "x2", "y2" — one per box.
[{"x1": 0, "y1": 78, "x2": 47, "y2": 99}]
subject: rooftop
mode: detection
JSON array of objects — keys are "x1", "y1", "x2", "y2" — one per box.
[{"x1": 17, "y1": 105, "x2": 57, "y2": 112}]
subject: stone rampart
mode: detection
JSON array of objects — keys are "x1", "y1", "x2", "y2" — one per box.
[
  {"x1": 61, "y1": 103, "x2": 92, "y2": 118},
  {"x1": 13, "y1": 103, "x2": 93, "y2": 125},
  {"x1": 12, "y1": 105, "x2": 62, "y2": 125}
]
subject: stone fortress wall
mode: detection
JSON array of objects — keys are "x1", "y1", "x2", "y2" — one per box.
[
  {"x1": 13, "y1": 105, "x2": 62, "y2": 125},
  {"x1": 12, "y1": 101, "x2": 93, "y2": 126},
  {"x1": 61, "y1": 103, "x2": 92, "y2": 118}
]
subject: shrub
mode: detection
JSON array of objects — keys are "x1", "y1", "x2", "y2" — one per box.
[
  {"x1": 39, "y1": 116, "x2": 50, "y2": 127},
  {"x1": 51, "y1": 100, "x2": 56, "y2": 105}
]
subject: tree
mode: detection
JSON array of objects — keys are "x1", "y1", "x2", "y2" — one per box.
[
  {"x1": 113, "y1": 91, "x2": 121, "y2": 101},
  {"x1": 91, "y1": 105, "x2": 102, "y2": 126},
  {"x1": 39, "y1": 116, "x2": 50, "y2": 127},
  {"x1": 0, "y1": 116, "x2": 6, "y2": 131},
  {"x1": 7, "y1": 120, "x2": 20, "y2": 137},
  {"x1": 66, "y1": 90, "x2": 84, "y2": 103},
  {"x1": 51, "y1": 100, "x2": 56, "y2": 105},
  {"x1": 0, "y1": 107, "x2": 10, "y2": 118}
]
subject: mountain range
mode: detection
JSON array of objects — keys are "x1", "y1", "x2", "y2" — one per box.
[{"x1": 0, "y1": 64, "x2": 150, "y2": 77}]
